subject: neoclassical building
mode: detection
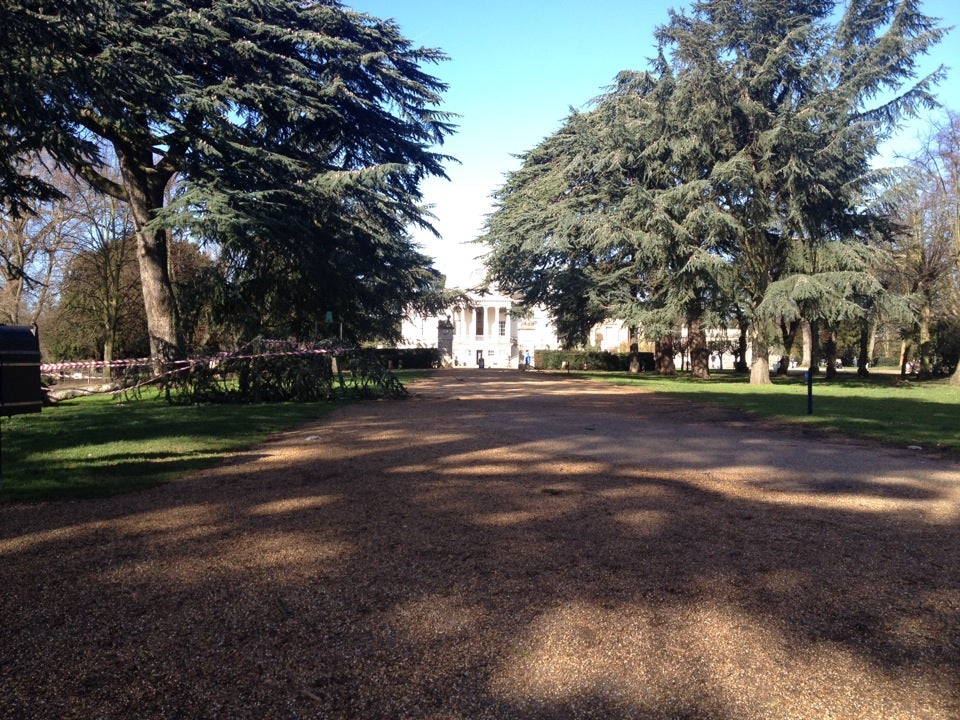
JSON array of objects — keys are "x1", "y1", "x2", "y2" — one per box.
[{"x1": 400, "y1": 287, "x2": 560, "y2": 368}]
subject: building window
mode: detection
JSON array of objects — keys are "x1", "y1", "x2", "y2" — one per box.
[
  {"x1": 498, "y1": 320, "x2": 506, "y2": 336},
  {"x1": 475, "y1": 310, "x2": 484, "y2": 336}
]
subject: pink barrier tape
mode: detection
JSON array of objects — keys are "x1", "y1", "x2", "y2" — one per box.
[
  {"x1": 40, "y1": 343, "x2": 350, "y2": 375},
  {"x1": 40, "y1": 357, "x2": 154, "y2": 373},
  {"x1": 40, "y1": 342, "x2": 354, "y2": 396}
]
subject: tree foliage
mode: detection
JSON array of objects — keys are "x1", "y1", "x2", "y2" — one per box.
[
  {"x1": 1, "y1": 0, "x2": 455, "y2": 358},
  {"x1": 480, "y1": 0, "x2": 945, "y2": 384},
  {"x1": 0, "y1": 1, "x2": 105, "y2": 211},
  {"x1": 481, "y1": 111, "x2": 612, "y2": 348}
]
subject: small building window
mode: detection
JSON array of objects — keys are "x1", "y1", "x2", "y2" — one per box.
[
  {"x1": 498, "y1": 320, "x2": 506, "y2": 336},
  {"x1": 475, "y1": 311, "x2": 484, "y2": 336}
]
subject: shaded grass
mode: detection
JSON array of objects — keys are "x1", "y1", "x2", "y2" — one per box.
[
  {"x1": 576, "y1": 369, "x2": 960, "y2": 453},
  {"x1": 0, "y1": 391, "x2": 337, "y2": 503}
]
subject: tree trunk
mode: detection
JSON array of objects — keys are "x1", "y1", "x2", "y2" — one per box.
[
  {"x1": 688, "y1": 314, "x2": 710, "y2": 379},
  {"x1": 656, "y1": 334, "x2": 676, "y2": 375},
  {"x1": 856, "y1": 321, "x2": 871, "y2": 377},
  {"x1": 778, "y1": 318, "x2": 799, "y2": 376},
  {"x1": 800, "y1": 319, "x2": 812, "y2": 368},
  {"x1": 136, "y1": 226, "x2": 180, "y2": 361},
  {"x1": 3, "y1": 278, "x2": 23, "y2": 324},
  {"x1": 628, "y1": 343, "x2": 641, "y2": 374},
  {"x1": 899, "y1": 339, "x2": 912, "y2": 378},
  {"x1": 917, "y1": 301, "x2": 933, "y2": 380},
  {"x1": 103, "y1": 329, "x2": 114, "y2": 381},
  {"x1": 952, "y1": 169, "x2": 960, "y2": 385},
  {"x1": 808, "y1": 319, "x2": 821, "y2": 376},
  {"x1": 820, "y1": 324, "x2": 837, "y2": 380},
  {"x1": 116, "y1": 147, "x2": 180, "y2": 364},
  {"x1": 734, "y1": 319, "x2": 749, "y2": 373},
  {"x1": 749, "y1": 321, "x2": 771, "y2": 385}
]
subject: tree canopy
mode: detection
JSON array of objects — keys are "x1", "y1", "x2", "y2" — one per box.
[
  {"x1": 480, "y1": 0, "x2": 945, "y2": 383},
  {"x1": 1, "y1": 0, "x2": 455, "y2": 357}
]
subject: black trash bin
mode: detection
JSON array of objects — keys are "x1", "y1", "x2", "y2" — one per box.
[{"x1": 0, "y1": 325, "x2": 42, "y2": 416}]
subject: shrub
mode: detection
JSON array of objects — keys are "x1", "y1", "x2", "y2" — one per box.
[
  {"x1": 534, "y1": 349, "x2": 655, "y2": 372},
  {"x1": 144, "y1": 340, "x2": 409, "y2": 403},
  {"x1": 369, "y1": 347, "x2": 439, "y2": 370}
]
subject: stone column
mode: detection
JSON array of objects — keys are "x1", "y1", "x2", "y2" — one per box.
[{"x1": 438, "y1": 316, "x2": 453, "y2": 366}]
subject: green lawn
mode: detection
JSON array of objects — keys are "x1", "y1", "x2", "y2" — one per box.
[
  {"x1": 0, "y1": 392, "x2": 337, "y2": 503},
  {"x1": 3, "y1": 369, "x2": 956, "y2": 503},
  {"x1": 576, "y1": 369, "x2": 960, "y2": 453},
  {"x1": 0, "y1": 369, "x2": 438, "y2": 503}
]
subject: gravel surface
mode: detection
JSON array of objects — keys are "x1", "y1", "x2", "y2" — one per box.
[{"x1": 1, "y1": 369, "x2": 958, "y2": 719}]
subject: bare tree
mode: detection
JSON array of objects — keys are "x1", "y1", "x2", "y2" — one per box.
[
  {"x1": 923, "y1": 112, "x2": 960, "y2": 385},
  {"x1": 0, "y1": 161, "x2": 84, "y2": 325},
  {"x1": 54, "y1": 191, "x2": 145, "y2": 373},
  {"x1": 888, "y1": 111, "x2": 960, "y2": 381}
]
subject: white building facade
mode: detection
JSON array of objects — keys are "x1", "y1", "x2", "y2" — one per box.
[{"x1": 400, "y1": 287, "x2": 560, "y2": 368}]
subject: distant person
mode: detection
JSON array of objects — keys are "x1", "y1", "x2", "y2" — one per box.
[{"x1": 524, "y1": 351, "x2": 531, "y2": 367}]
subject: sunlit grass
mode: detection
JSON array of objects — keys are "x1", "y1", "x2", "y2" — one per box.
[{"x1": 576, "y1": 369, "x2": 960, "y2": 452}]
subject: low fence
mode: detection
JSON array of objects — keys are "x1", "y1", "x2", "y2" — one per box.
[{"x1": 40, "y1": 339, "x2": 407, "y2": 403}]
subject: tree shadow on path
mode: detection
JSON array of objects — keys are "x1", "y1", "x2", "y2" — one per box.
[{"x1": 1, "y1": 369, "x2": 958, "y2": 719}]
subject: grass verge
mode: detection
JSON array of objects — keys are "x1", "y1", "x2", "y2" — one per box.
[
  {"x1": 575, "y1": 369, "x2": 960, "y2": 453},
  {"x1": 1, "y1": 391, "x2": 338, "y2": 503}
]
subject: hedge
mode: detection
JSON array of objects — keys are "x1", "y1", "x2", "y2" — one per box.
[{"x1": 534, "y1": 349, "x2": 656, "y2": 372}]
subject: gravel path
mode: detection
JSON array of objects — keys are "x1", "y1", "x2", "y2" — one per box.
[{"x1": 1, "y1": 369, "x2": 958, "y2": 719}]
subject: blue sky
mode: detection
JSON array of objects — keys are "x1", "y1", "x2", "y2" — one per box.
[{"x1": 355, "y1": 0, "x2": 960, "y2": 287}]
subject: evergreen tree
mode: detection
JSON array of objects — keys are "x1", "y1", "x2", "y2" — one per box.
[
  {"x1": 0, "y1": 1, "x2": 104, "y2": 211},
  {"x1": 483, "y1": 0, "x2": 944, "y2": 384},
  {"x1": 1, "y1": 0, "x2": 454, "y2": 359},
  {"x1": 653, "y1": 0, "x2": 944, "y2": 383},
  {"x1": 480, "y1": 110, "x2": 611, "y2": 348},
  {"x1": 588, "y1": 69, "x2": 734, "y2": 378}
]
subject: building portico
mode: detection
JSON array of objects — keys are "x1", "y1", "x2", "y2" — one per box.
[
  {"x1": 401, "y1": 287, "x2": 559, "y2": 368},
  {"x1": 448, "y1": 292, "x2": 516, "y2": 368}
]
